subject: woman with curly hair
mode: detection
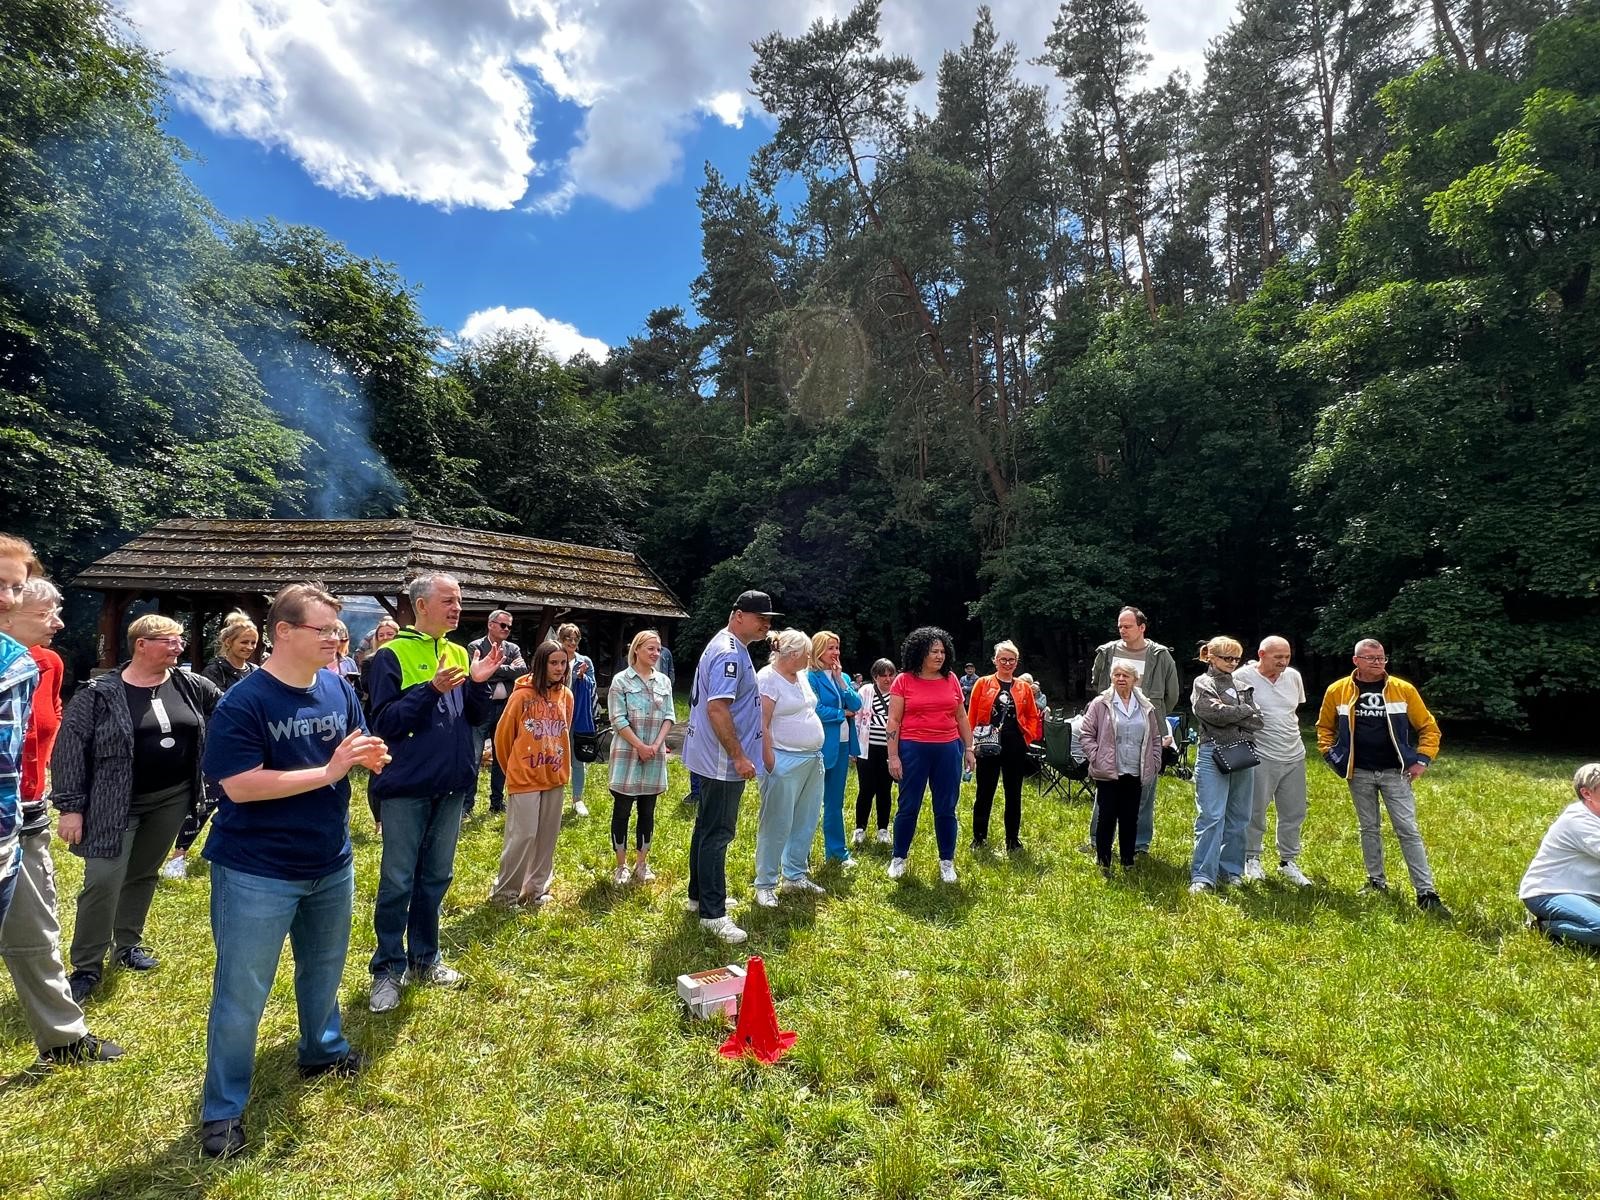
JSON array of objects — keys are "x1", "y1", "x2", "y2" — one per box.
[{"x1": 886, "y1": 626, "x2": 976, "y2": 884}]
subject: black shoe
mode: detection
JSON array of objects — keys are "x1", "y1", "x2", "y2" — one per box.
[
  {"x1": 1417, "y1": 892, "x2": 1452, "y2": 917},
  {"x1": 489, "y1": 801, "x2": 505, "y2": 814},
  {"x1": 1098, "y1": 862, "x2": 1113, "y2": 879},
  {"x1": 116, "y1": 945, "x2": 159, "y2": 971},
  {"x1": 1358, "y1": 878, "x2": 1390, "y2": 896},
  {"x1": 68, "y1": 970, "x2": 100, "y2": 1005},
  {"x1": 42, "y1": 1034, "x2": 124, "y2": 1065},
  {"x1": 298, "y1": 1050, "x2": 367, "y2": 1079},
  {"x1": 1006, "y1": 842, "x2": 1023, "y2": 855},
  {"x1": 199, "y1": 1118, "x2": 246, "y2": 1159},
  {"x1": 969, "y1": 839, "x2": 987, "y2": 851},
  {"x1": 1133, "y1": 848, "x2": 1150, "y2": 859}
]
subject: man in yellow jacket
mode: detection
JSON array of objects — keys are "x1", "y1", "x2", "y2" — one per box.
[{"x1": 1316, "y1": 639, "x2": 1449, "y2": 915}]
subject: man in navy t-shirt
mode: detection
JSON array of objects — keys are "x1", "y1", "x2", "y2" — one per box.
[{"x1": 196, "y1": 583, "x2": 389, "y2": 1159}]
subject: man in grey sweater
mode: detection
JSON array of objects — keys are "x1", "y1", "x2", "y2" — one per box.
[{"x1": 1085, "y1": 606, "x2": 1179, "y2": 856}]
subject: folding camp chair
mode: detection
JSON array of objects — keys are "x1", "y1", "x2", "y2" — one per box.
[
  {"x1": 1037, "y1": 713, "x2": 1093, "y2": 803},
  {"x1": 1163, "y1": 712, "x2": 1198, "y2": 781}
]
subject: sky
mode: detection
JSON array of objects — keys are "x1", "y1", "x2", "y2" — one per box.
[{"x1": 122, "y1": 0, "x2": 1238, "y2": 361}]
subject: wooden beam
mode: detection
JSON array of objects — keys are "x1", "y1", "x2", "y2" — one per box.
[{"x1": 96, "y1": 591, "x2": 131, "y2": 669}]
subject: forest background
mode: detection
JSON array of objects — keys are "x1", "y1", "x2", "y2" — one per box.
[{"x1": 2, "y1": 0, "x2": 1597, "y2": 733}]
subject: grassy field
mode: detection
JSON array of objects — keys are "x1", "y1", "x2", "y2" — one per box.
[{"x1": 2, "y1": 742, "x2": 1597, "y2": 1199}]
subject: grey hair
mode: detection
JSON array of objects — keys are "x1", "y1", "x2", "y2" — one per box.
[
  {"x1": 767, "y1": 628, "x2": 811, "y2": 659},
  {"x1": 489, "y1": 609, "x2": 512, "y2": 623},
  {"x1": 1574, "y1": 763, "x2": 1600, "y2": 799},
  {"x1": 407, "y1": 572, "x2": 458, "y2": 605},
  {"x1": 1354, "y1": 637, "x2": 1384, "y2": 656},
  {"x1": 16, "y1": 577, "x2": 61, "y2": 606}
]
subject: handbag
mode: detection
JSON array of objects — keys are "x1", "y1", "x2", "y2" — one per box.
[
  {"x1": 1210, "y1": 740, "x2": 1260, "y2": 774},
  {"x1": 972, "y1": 724, "x2": 1002, "y2": 759},
  {"x1": 573, "y1": 731, "x2": 600, "y2": 763}
]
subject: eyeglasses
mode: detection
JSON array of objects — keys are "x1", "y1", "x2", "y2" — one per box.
[
  {"x1": 1213, "y1": 654, "x2": 1241, "y2": 663},
  {"x1": 491, "y1": 621, "x2": 512, "y2": 630},
  {"x1": 142, "y1": 636, "x2": 187, "y2": 648},
  {"x1": 1356, "y1": 655, "x2": 1389, "y2": 665},
  {"x1": 292, "y1": 624, "x2": 344, "y2": 640},
  {"x1": 0, "y1": 583, "x2": 25, "y2": 599}
]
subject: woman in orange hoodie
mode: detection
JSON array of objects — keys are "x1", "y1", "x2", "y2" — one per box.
[{"x1": 491, "y1": 640, "x2": 573, "y2": 906}]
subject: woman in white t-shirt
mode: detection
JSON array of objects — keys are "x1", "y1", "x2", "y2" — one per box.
[
  {"x1": 752, "y1": 629, "x2": 827, "y2": 908},
  {"x1": 1519, "y1": 762, "x2": 1600, "y2": 947}
]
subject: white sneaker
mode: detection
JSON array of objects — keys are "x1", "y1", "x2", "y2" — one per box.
[
  {"x1": 1188, "y1": 880, "x2": 1214, "y2": 895},
  {"x1": 1242, "y1": 857, "x2": 1267, "y2": 883},
  {"x1": 573, "y1": 799, "x2": 589, "y2": 817},
  {"x1": 1279, "y1": 860, "x2": 1312, "y2": 887},
  {"x1": 837, "y1": 856, "x2": 858, "y2": 872},
  {"x1": 779, "y1": 876, "x2": 826, "y2": 895},
  {"x1": 633, "y1": 863, "x2": 656, "y2": 882},
  {"x1": 683, "y1": 896, "x2": 700, "y2": 914},
  {"x1": 876, "y1": 829, "x2": 892, "y2": 846},
  {"x1": 700, "y1": 916, "x2": 748, "y2": 944},
  {"x1": 409, "y1": 961, "x2": 464, "y2": 987},
  {"x1": 159, "y1": 855, "x2": 188, "y2": 881},
  {"x1": 939, "y1": 860, "x2": 958, "y2": 884},
  {"x1": 369, "y1": 975, "x2": 403, "y2": 1013},
  {"x1": 852, "y1": 828, "x2": 866, "y2": 847},
  {"x1": 887, "y1": 857, "x2": 908, "y2": 880},
  {"x1": 754, "y1": 887, "x2": 779, "y2": 908},
  {"x1": 613, "y1": 866, "x2": 632, "y2": 886}
]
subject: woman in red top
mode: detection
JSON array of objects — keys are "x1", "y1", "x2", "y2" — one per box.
[
  {"x1": 886, "y1": 626, "x2": 975, "y2": 884},
  {"x1": 966, "y1": 639, "x2": 1043, "y2": 855}
]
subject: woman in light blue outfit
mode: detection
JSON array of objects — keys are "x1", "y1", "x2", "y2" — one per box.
[
  {"x1": 752, "y1": 630, "x2": 827, "y2": 908},
  {"x1": 1189, "y1": 635, "x2": 1264, "y2": 894},
  {"x1": 806, "y1": 630, "x2": 862, "y2": 870},
  {"x1": 556, "y1": 623, "x2": 597, "y2": 817}
]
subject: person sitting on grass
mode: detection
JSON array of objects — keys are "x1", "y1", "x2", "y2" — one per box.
[
  {"x1": 1519, "y1": 762, "x2": 1600, "y2": 949},
  {"x1": 490, "y1": 639, "x2": 573, "y2": 908},
  {"x1": 198, "y1": 582, "x2": 389, "y2": 1159}
]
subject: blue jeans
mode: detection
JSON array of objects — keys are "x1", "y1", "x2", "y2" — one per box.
[
  {"x1": 1191, "y1": 749, "x2": 1253, "y2": 885},
  {"x1": 370, "y1": 789, "x2": 467, "y2": 980},
  {"x1": 821, "y1": 754, "x2": 851, "y2": 861},
  {"x1": 892, "y1": 739, "x2": 962, "y2": 861},
  {"x1": 202, "y1": 862, "x2": 353, "y2": 1121},
  {"x1": 469, "y1": 703, "x2": 508, "y2": 811},
  {"x1": 1525, "y1": 892, "x2": 1600, "y2": 948},
  {"x1": 1089, "y1": 777, "x2": 1157, "y2": 851},
  {"x1": 754, "y1": 751, "x2": 823, "y2": 888}
]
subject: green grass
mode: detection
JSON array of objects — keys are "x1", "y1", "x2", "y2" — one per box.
[{"x1": 3, "y1": 744, "x2": 1598, "y2": 1199}]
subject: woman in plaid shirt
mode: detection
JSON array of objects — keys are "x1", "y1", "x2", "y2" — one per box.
[{"x1": 607, "y1": 630, "x2": 675, "y2": 885}]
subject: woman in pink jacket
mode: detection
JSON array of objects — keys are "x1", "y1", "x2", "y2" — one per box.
[{"x1": 1079, "y1": 664, "x2": 1165, "y2": 875}]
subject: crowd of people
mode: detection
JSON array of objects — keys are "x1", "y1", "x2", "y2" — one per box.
[{"x1": 0, "y1": 532, "x2": 1597, "y2": 1161}]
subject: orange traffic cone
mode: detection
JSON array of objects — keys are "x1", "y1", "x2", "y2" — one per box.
[{"x1": 718, "y1": 956, "x2": 796, "y2": 1064}]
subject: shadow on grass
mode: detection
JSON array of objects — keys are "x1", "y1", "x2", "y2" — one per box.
[
  {"x1": 885, "y1": 878, "x2": 976, "y2": 926},
  {"x1": 438, "y1": 894, "x2": 523, "y2": 951}
]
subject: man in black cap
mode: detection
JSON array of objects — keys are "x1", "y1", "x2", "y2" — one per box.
[{"x1": 680, "y1": 590, "x2": 778, "y2": 944}]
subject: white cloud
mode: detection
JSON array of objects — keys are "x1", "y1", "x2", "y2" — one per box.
[
  {"x1": 122, "y1": 1, "x2": 1236, "y2": 214},
  {"x1": 459, "y1": 305, "x2": 610, "y2": 362}
]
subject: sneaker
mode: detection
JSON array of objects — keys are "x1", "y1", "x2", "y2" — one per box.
[
  {"x1": 1358, "y1": 878, "x2": 1390, "y2": 896},
  {"x1": 633, "y1": 863, "x2": 656, "y2": 882},
  {"x1": 836, "y1": 856, "x2": 858, "y2": 872},
  {"x1": 875, "y1": 828, "x2": 892, "y2": 846},
  {"x1": 970, "y1": 839, "x2": 987, "y2": 852},
  {"x1": 1242, "y1": 857, "x2": 1266, "y2": 883},
  {"x1": 1099, "y1": 862, "x2": 1114, "y2": 880},
  {"x1": 115, "y1": 945, "x2": 159, "y2": 972},
  {"x1": 1188, "y1": 880, "x2": 1214, "y2": 895},
  {"x1": 573, "y1": 799, "x2": 589, "y2": 817},
  {"x1": 369, "y1": 975, "x2": 403, "y2": 1013},
  {"x1": 41, "y1": 1034, "x2": 124, "y2": 1065},
  {"x1": 1278, "y1": 860, "x2": 1311, "y2": 887},
  {"x1": 159, "y1": 855, "x2": 188, "y2": 881},
  {"x1": 1416, "y1": 892, "x2": 1452, "y2": 917},
  {"x1": 699, "y1": 916, "x2": 748, "y2": 944},
  {"x1": 613, "y1": 866, "x2": 632, "y2": 886},
  {"x1": 887, "y1": 857, "x2": 908, "y2": 880},
  {"x1": 754, "y1": 887, "x2": 779, "y2": 908},
  {"x1": 68, "y1": 970, "x2": 100, "y2": 1006},
  {"x1": 1077, "y1": 840, "x2": 1096, "y2": 856},
  {"x1": 298, "y1": 1050, "x2": 366, "y2": 1079},
  {"x1": 779, "y1": 876, "x2": 826, "y2": 895},
  {"x1": 683, "y1": 896, "x2": 701, "y2": 914},
  {"x1": 199, "y1": 1118, "x2": 246, "y2": 1159},
  {"x1": 1525, "y1": 912, "x2": 1550, "y2": 936},
  {"x1": 1005, "y1": 842, "x2": 1024, "y2": 856},
  {"x1": 852, "y1": 828, "x2": 865, "y2": 847},
  {"x1": 938, "y1": 860, "x2": 958, "y2": 884},
  {"x1": 409, "y1": 962, "x2": 464, "y2": 988},
  {"x1": 1134, "y1": 848, "x2": 1150, "y2": 859},
  {"x1": 1220, "y1": 874, "x2": 1242, "y2": 888}
]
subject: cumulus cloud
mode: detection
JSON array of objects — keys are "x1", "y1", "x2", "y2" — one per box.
[
  {"x1": 123, "y1": 0, "x2": 1233, "y2": 214},
  {"x1": 459, "y1": 305, "x2": 610, "y2": 362}
]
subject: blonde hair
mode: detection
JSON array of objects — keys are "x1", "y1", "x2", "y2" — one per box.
[
  {"x1": 127, "y1": 613, "x2": 183, "y2": 643},
  {"x1": 628, "y1": 628, "x2": 661, "y2": 668},
  {"x1": 993, "y1": 639, "x2": 1020, "y2": 660},
  {"x1": 809, "y1": 630, "x2": 840, "y2": 669},
  {"x1": 217, "y1": 611, "x2": 259, "y2": 654},
  {"x1": 556, "y1": 622, "x2": 581, "y2": 643},
  {"x1": 768, "y1": 629, "x2": 810, "y2": 660},
  {"x1": 1199, "y1": 636, "x2": 1244, "y2": 666},
  {"x1": 0, "y1": 534, "x2": 39, "y2": 575}
]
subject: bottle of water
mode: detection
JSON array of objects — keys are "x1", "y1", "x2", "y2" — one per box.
[{"x1": 961, "y1": 761, "x2": 973, "y2": 783}]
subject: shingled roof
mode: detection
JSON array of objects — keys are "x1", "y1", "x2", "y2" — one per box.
[{"x1": 73, "y1": 519, "x2": 687, "y2": 620}]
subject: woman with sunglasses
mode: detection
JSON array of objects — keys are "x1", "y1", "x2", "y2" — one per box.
[
  {"x1": 1188, "y1": 636, "x2": 1264, "y2": 895},
  {"x1": 52, "y1": 614, "x2": 221, "y2": 1003}
]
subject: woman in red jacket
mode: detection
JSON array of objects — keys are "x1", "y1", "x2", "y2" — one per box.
[{"x1": 965, "y1": 640, "x2": 1042, "y2": 854}]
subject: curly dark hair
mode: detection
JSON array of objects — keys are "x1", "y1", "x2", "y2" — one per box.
[{"x1": 900, "y1": 626, "x2": 956, "y2": 676}]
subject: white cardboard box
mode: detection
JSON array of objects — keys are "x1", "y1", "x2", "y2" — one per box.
[{"x1": 676, "y1": 963, "x2": 747, "y2": 1019}]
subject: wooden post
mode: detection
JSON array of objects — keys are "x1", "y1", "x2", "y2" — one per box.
[{"x1": 96, "y1": 591, "x2": 131, "y2": 669}]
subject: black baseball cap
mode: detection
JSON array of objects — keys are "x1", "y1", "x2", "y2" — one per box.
[{"x1": 733, "y1": 589, "x2": 783, "y2": 617}]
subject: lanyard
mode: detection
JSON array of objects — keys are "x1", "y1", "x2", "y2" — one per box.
[{"x1": 149, "y1": 691, "x2": 177, "y2": 749}]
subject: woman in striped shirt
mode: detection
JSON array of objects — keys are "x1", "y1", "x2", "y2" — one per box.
[{"x1": 852, "y1": 659, "x2": 896, "y2": 847}]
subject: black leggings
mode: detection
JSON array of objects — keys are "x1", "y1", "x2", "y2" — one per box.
[
  {"x1": 854, "y1": 745, "x2": 893, "y2": 830},
  {"x1": 610, "y1": 791, "x2": 658, "y2": 851},
  {"x1": 1094, "y1": 774, "x2": 1141, "y2": 866},
  {"x1": 973, "y1": 745, "x2": 1027, "y2": 847}
]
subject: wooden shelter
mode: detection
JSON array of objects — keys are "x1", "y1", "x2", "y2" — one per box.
[{"x1": 73, "y1": 518, "x2": 688, "y2": 670}]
